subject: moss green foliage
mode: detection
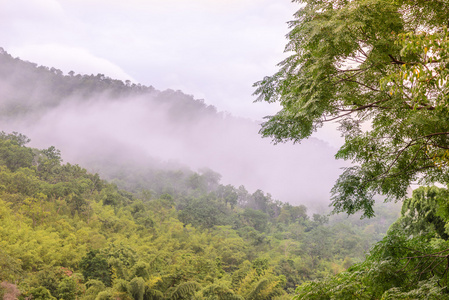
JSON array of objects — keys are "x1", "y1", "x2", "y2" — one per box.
[{"x1": 0, "y1": 132, "x2": 398, "y2": 298}]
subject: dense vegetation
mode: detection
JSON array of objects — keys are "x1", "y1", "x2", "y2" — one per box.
[
  {"x1": 294, "y1": 186, "x2": 449, "y2": 299},
  {"x1": 0, "y1": 132, "x2": 398, "y2": 299}
]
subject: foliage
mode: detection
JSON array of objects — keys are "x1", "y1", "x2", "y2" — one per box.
[
  {"x1": 79, "y1": 250, "x2": 112, "y2": 286},
  {"x1": 56, "y1": 277, "x2": 79, "y2": 300},
  {"x1": 294, "y1": 186, "x2": 449, "y2": 299},
  {"x1": 0, "y1": 132, "x2": 399, "y2": 298},
  {"x1": 254, "y1": 0, "x2": 449, "y2": 218},
  {"x1": 0, "y1": 131, "x2": 33, "y2": 171},
  {"x1": 26, "y1": 286, "x2": 56, "y2": 300},
  {"x1": 83, "y1": 280, "x2": 106, "y2": 300},
  {"x1": 401, "y1": 186, "x2": 449, "y2": 239},
  {"x1": 167, "y1": 281, "x2": 200, "y2": 299},
  {"x1": 381, "y1": 278, "x2": 449, "y2": 300}
]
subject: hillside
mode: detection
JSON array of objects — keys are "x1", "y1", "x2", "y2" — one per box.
[
  {"x1": 0, "y1": 132, "x2": 399, "y2": 299},
  {"x1": 0, "y1": 48, "x2": 342, "y2": 209}
]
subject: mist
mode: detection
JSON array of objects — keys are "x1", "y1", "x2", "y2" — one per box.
[
  {"x1": 2, "y1": 96, "x2": 343, "y2": 208},
  {"x1": 0, "y1": 51, "x2": 345, "y2": 209}
]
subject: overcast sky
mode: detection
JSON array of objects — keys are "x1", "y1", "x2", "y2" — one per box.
[{"x1": 1, "y1": 0, "x2": 301, "y2": 119}]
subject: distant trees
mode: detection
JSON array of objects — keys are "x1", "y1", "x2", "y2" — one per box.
[
  {"x1": 0, "y1": 48, "x2": 223, "y2": 125},
  {"x1": 177, "y1": 195, "x2": 231, "y2": 229},
  {"x1": 216, "y1": 184, "x2": 238, "y2": 209}
]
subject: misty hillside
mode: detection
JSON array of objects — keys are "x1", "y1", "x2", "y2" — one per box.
[{"x1": 0, "y1": 48, "x2": 343, "y2": 207}]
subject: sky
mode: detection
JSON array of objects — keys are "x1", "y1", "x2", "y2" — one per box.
[{"x1": 1, "y1": 0, "x2": 299, "y2": 120}]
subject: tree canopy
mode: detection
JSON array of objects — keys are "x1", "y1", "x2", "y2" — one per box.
[
  {"x1": 0, "y1": 132, "x2": 398, "y2": 299},
  {"x1": 254, "y1": 0, "x2": 449, "y2": 217}
]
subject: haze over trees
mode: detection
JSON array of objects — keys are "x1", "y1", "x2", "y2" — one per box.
[
  {"x1": 0, "y1": 47, "x2": 342, "y2": 209},
  {"x1": 255, "y1": 0, "x2": 449, "y2": 297}
]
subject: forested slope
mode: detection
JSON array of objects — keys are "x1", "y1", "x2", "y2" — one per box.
[{"x1": 0, "y1": 132, "x2": 398, "y2": 299}]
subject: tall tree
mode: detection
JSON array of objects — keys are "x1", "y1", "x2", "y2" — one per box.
[{"x1": 254, "y1": 0, "x2": 449, "y2": 217}]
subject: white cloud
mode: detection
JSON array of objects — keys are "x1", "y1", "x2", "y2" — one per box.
[{"x1": 9, "y1": 44, "x2": 135, "y2": 81}]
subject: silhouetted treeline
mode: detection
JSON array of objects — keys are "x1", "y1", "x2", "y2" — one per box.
[{"x1": 0, "y1": 47, "x2": 217, "y2": 120}]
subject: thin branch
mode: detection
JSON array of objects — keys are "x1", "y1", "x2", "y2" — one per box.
[
  {"x1": 388, "y1": 54, "x2": 407, "y2": 65},
  {"x1": 325, "y1": 99, "x2": 392, "y2": 122}
]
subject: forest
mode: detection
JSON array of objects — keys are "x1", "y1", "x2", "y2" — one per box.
[
  {"x1": 0, "y1": 45, "x2": 341, "y2": 209},
  {"x1": 3, "y1": 0, "x2": 449, "y2": 298},
  {"x1": 0, "y1": 131, "x2": 397, "y2": 299}
]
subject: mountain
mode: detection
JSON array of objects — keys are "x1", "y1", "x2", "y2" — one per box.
[{"x1": 0, "y1": 47, "x2": 344, "y2": 208}]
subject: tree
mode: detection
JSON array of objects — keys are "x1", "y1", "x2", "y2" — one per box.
[
  {"x1": 198, "y1": 283, "x2": 244, "y2": 300},
  {"x1": 254, "y1": 0, "x2": 449, "y2": 217},
  {"x1": 178, "y1": 195, "x2": 231, "y2": 228},
  {"x1": 27, "y1": 287, "x2": 56, "y2": 300},
  {"x1": 169, "y1": 281, "x2": 201, "y2": 300},
  {"x1": 240, "y1": 209, "x2": 268, "y2": 233},
  {"x1": 128, "y1": 277, "x2": 145, "y2": 300},
  {"x1": 56, "y1": 277, "x2": 78, "y2": 300},
  {"x1": 401, "y1": 186, "x2": 449, "y2": 240},
  {"x1": 79, "y1": 250, "x2": 111, "y2": 286},
  {"x1": 216, "y1": 184, "x2": 238, "y2": 209},
  {"x1": 0, "y1": 132, "x2": 34, "y2": 171}
]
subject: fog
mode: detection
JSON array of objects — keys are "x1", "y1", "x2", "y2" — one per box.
[
  {"x1": 0, "y1": 51, "x2": 345, "y2": 209},
  {"x1": 2, "y1": 97, "x2": 343, "y2": 208}
]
